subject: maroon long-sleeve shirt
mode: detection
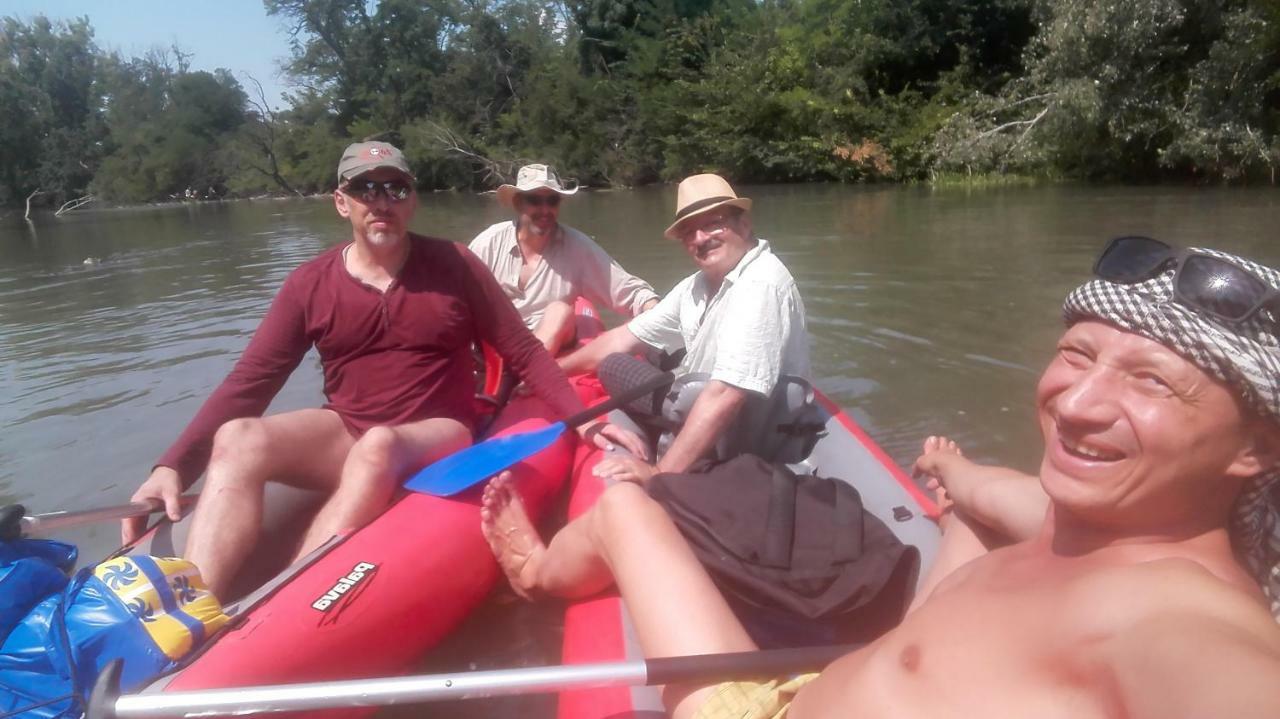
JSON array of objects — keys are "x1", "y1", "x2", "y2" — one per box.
[{"x1": 157, "y1": 234, "x2": 585, "y2": 487}]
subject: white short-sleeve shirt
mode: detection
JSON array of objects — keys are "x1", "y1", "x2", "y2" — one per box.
[{"x1": 627, "y1": 240, "x2": 810, "y2": 396}]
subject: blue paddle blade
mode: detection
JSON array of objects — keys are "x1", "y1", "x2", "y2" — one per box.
[{"x1": 404, "y1": 421, "x2": 569, "y2": 496}]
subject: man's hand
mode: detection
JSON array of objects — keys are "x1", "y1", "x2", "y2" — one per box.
[
  {"x1": 592, "y1": 453, "x2": 659, "y2": 485},
  {"x1": 579, "y1": 421, "x2": 650, "y2": 461},
  {"x1": 122, "y1": 466, "x2": 183, "y2": 545}
]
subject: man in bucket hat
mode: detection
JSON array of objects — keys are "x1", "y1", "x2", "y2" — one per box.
[
  {"x1": 469, "y1": 164, "x2": 659, "y2": 356},
  {"x1": 558, "y1": 173, "x2": 811, "y2": 483},
  {"x1": 123, "y1": 142, "x2": 647, "y2": 598}
]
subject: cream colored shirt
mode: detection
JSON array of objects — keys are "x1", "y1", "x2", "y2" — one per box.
[
  {"x1": 627, "y1": 240, "x2": 810, "y2": 396},
  {"x1": 468, "y1": 221, "x2": 659, "y2": 328}
]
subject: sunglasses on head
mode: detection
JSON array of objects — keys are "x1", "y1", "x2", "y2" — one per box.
[
  {"x1": 520, "y1": 193, "x2": 561, "y2": 208},
  {"x1": 341, "y1": 178, "x2": 413, "y2": 204},
  {"x1": 1094, "y1": 235, "x2": 1280, "y2": 327}
]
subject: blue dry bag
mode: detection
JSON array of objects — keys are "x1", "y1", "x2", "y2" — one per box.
[
  {"x1": 0, "y1": 554, "x2": 228, "y2": 718},
  {"x1": 0, "y1": 539, "x2": 76, "y2": 646}
]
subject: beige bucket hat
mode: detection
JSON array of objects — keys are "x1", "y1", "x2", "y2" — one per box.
[
  {"x1": 496, "y1": 164, "x2": 579, "y2": 207},
  {"x1": 664, "y1": 174, "x2": 752, "y2": 239}
]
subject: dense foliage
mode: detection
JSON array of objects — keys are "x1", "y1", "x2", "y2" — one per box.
[{"x1": 2, "y1": 0, "x2": 1278, "y2": 207}]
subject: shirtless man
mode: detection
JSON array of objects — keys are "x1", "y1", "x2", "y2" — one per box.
[
  {"x1": 481, "y1": 237, "x2": 1280, "y2": 718},
  {"x1": 122, "y1": 142, "x2": 644, "y2": 598},
  {"x1": 468, "y1": 164, "x2": 658, "y2": 355}
]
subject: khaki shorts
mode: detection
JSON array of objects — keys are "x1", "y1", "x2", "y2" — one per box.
[{"x1": 692, "y1": 673, "x2": 820, "y2": 719}]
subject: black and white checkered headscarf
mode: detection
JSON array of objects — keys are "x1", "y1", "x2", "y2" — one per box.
[{"x1": 1063, "y1": 247, "x2": 1280, "y2": 619}]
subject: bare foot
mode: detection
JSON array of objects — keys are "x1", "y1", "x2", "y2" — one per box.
[
  {"x1": 480, "y1": 471, "x2": 546, "y2": 600},
  {"x1": 921, "y1": 435, "x2": 964, "y2": 458},
  {"x1": 915, "y1": 435, "x2": 966, "y2": 515}
]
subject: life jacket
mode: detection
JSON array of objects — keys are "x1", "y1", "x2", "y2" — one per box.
[{"x1": 0, "y1": 551, "x2": 227, "y2": 718}]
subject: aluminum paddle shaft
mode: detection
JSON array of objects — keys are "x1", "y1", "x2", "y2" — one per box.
[
  {"x1": 91, "y1": 645, "x2": 856, "y2": 717},
  {"x1": 0, "y1": 496, "x2": 197, "y2": 540}
]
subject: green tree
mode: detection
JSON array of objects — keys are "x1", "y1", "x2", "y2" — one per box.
[
  {"x1": 0, "y1": 15, "x2": 105, "y2": 205},
  {"x1": 93, "y1": 51, "x2": 248, "y2": 202},
  {"x1": 933, "y1": 0, "x2": 1278, "y2": 182}
]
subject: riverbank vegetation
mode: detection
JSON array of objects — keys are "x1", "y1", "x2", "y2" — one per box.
[{"x1": 3, "y1": 0, "x2": 1278, "y2": 209}]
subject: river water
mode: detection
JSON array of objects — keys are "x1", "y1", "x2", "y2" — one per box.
[{"x1": 1, "y1": 184, "x2": 1277, "y2": 711}]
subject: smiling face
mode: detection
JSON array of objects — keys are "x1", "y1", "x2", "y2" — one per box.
[
  {"x1": 514, "y1": 190, "x2": 562, "y2": 238},
  {"x1": 672, "y1": 208, "x2": 755, "y2": 282},
  {"x1": 333, "y1": 168, "x2": 417, "y2": 248},
  {"x1": 1036, "y1": 320, "x2": 1267, "y2": 533}
]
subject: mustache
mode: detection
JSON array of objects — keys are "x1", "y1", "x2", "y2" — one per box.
[{"x1": 691, "y1": 239, "x2": 722, "y2": 259}]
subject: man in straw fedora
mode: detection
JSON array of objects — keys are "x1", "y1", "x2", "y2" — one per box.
[
  {"x1": 469, "y1": 164, "x2": 659, "y2": 357},
  {"x1": 558, "y1": 173, "x2": 811, "y2": 483},
  {"x1": 124, "y1": 142, "x2": 648, "y2": 598}
]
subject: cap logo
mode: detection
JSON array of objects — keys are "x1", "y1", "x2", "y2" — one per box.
[{"x1": 366, "y1": 148, "x2": 383, "y2": 157}]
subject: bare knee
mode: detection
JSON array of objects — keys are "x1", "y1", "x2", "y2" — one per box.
[
  {"x1": 208, "y1": 418, "x2": 272, "y2": 481},
  {"x1": 346, "y1": 426, "x2": 400, "y2": 480},
  {"x1": 535, "y1": 301, "x2": 576, "y2": 350},
  {"x1": 544, "y1": 300, "x2": 572, "y2": 321},
  {"x1": 589, "y1": 482, "x2": 662, "y2": 547}
]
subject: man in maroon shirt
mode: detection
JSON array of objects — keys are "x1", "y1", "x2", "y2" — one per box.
[{"x1": 122, "y1": 141, "x2": 646, "y2": 598}]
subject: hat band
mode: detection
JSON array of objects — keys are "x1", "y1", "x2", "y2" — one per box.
[{"x1": 673, "y1": 195, "x2": 736, "y2": 223}]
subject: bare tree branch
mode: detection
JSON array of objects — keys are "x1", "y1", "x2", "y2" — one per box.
[
  {"x1": 54, "y1": 194, "x2": 94, "y2": 216},
  {"x1": 25, "y1": 189, "x2": 42, "y2": 221}
]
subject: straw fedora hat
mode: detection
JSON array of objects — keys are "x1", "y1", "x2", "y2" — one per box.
[
  {"x1": 496, "y1": 164, "x2": 578, "y2": 207},
  {"x1": 664, "y1": 174, "x2": 752, "y2": 239}
]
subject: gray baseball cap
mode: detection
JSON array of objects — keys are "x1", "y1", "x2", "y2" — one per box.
[{"x1": 336, "y1": 141, "x2": 414, "y2": 183}]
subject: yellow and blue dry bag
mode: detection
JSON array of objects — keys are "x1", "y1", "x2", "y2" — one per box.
[{"x1": 0, "y1": 552, "x2": 227, "y2": 717}]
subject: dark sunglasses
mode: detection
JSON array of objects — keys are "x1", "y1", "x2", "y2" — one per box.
[
  {"x1": 519, "y1": 193, "x2": 561, "y2": 208},
  {"x1": 341, "y1": 178, "x2": 413, "y2": 203},
  {"x1": 1094, "y1": 235, "x2": 1280, "y2": 327}
]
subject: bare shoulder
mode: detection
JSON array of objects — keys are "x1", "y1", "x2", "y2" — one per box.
[
  {"x1": 1089, "y1": 558, "x2": 1280, "y2": 718},
  {"x1": 1089, "y1": 555, "x2": 1269, "y2": 622}
]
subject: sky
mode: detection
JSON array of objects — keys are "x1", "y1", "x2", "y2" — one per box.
[{"x1": 4, "y1": 0, "x2": 297, "y2": 108}]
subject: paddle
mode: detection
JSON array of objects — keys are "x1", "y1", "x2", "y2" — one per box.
[
  {"x1": 405, "y1": 370, "x2": 674, "y2": 496},
  {"x1": 0, "y1": 496, "x2": 198, "y2": 541},
  {"x1": 88, "y1": 643, "x2": 856, "y2": 717}
]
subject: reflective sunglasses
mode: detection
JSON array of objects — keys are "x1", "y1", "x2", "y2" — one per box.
[
  {"x1": 341, "y1": 178, "x2": 413, "y2": 203},
  {"x1": 519, "y1": 193, "x2": 561, "y2": 208},
  {"x1": 1094, "y1": 235, "x2": 1280, "y2": 327}
]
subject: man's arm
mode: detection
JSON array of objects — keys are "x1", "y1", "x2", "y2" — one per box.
[
  {"x1": 126, "y1": 277, "x2": 311, "y2": 542},
  {"x1": 153, "y1": 277, "x2": 311, "y2": 487},
  {"x1": 558, "y1": 324, "x2": 647, "y2": 376},
  {"x1": 654, "y1": 380, "x2": 749, "y2": 473},
  {"x1": 591, "y1": 379, "x2": 751, "y2": 484},
  {"x1": 571, "y1": 232, "x2": 660, "y2": 318}
]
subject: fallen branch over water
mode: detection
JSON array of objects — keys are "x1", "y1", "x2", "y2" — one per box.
[{"x1": 55, "y1": 195, "x2": 95, "y2": 216}]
